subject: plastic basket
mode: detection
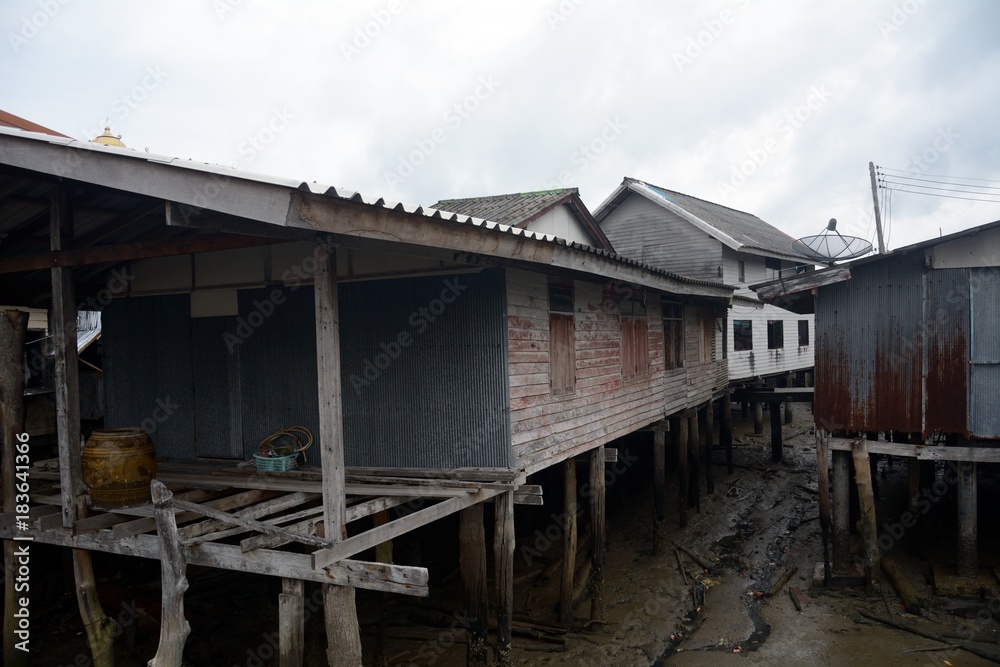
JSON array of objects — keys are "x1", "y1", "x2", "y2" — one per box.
[{"x1": 253, "y1": 453, "x2": 298, "y2": 472}]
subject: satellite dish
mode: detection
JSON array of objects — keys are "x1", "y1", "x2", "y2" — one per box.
[{"x1": 791, "y1": 218, "x2": 873, "y2": 262}]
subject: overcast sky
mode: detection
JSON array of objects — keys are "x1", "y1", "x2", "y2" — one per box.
[{"x1": 3, "y1": 0, "x2": 999, "y2": 252}]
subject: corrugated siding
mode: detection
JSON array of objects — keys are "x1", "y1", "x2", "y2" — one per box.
[
  {"x1": 340, "y1": 270, "x2": 511, "y2": 468},
  {"x1": 509, "y1": 270, "x2": 668, "y2": 473},
  {"x1": 599, "y1": 195, "x2": 723, "y2": 282},
  {"x1": 815, "y1": 254, "x2": 924, "y2": 433},
  {"x1": 924, "y1": 269, "x2": 969, "y2": 436},
  {"x1": 103, "y1": 294, "x2": 196, "y2": 459},
  {"x1": 970, "y1": 267, "x2": 1000, "y2": 438}
]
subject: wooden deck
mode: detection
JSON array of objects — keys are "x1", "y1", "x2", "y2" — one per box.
[{"x1": 0, "y1": 460, "x2": 538, "y2": 597}]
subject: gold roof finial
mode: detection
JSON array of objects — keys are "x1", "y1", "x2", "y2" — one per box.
[{"x1": 92, "y1": 122, "x2": 126, "y2": 148}]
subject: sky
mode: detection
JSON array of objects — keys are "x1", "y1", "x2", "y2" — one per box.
[{"x1": 3, "y1": 0, "x2": 1000, "y2": 253}]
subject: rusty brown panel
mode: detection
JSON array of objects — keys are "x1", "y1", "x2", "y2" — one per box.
[{"x1": 924, "y1": 269, "x2": 970, "y2": 437}]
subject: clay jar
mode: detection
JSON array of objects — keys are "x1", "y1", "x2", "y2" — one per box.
[{"x1": 81, "y1": 428, "x2": 157, "y2": 509}]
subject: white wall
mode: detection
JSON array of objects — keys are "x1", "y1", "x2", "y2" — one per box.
[{"x1": 527, "y1": 205, "x2": 594, "y2": 246}]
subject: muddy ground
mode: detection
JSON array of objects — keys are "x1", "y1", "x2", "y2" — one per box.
[{"x1": 26, "y1": 403, "x2": 1000, "y2": 665}]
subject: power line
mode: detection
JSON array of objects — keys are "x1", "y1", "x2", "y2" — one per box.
[
  {"x1": 883, "y1": 173, "x2": 1000, "y2": 191},
  {"x1": 879, "y1": 186, "x2": 1000, "y2": 204},
  {"x1": 881, "y1": 179, "x2": 1000, "y2": 197},
  {"x1": 879, "y1": 166, "x2": 1000, "y2": 185}
]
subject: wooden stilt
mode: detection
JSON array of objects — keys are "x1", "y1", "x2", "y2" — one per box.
[
  {"x1": 459, "y1": 504, "x2": 488, "y2": 667},
  {"x1": 493, "y1": 491, "x2": 515, "y2": 667},
  {"x1": 314, "y1": 245, "x2": 362, "y2": 666},
  {"x1": 687, "y1": 410, "x2": 700, "y2": 512},
  {"x1": 957, "y1": 460, "x2": 977, "y2": 578},
  {"x1": 148, "y1": 480, "x2": 190, "y2": 667},
  {"x1": 907, "y1": 455, "x2": 921, "y2": 557},
  {"x1": 279, "y1": 579, "x2": 305, "y2": 667},
  {"x1": 741, "y1": 401, "x2": 750, "y2": 418},
  {"x1": 753, "y1": 402, "x2": 763, "y2": 434},
  {"x1": 720, "y1": 390, "x2": 734, "y2": 475},
  {"x1": 852, "y1": 439, "x2": 880, "y2": 594},
  {"x1": 832, "y1": 450, "x2": 851, "y2": 573},
  {"x1": 816, "y1": 430, "x2": 832, "y2": 585},
  {"x1": 1, "y1": 310, "x2": 28, "y2": 667},
  {"x1": 676, "y1": 417, "x2": 689, "y2": 528},
  {"x1": 372, "y1": 510, "x2": 392, "y2": 667},
  {"x1": 703, "y1": 401, "x2": 715, "y2": 495},
  {"x1": 588, "y1": 446, "x2": 606, "y2": 622},
  {"x1": 560, "y1": 459, "x2": 578, "y2": 623},
  {"x1": 784, "y1": 374, "x2": 795, "y2": 424},
  {"x1": 653, "y1": 430, "x2": 666, "y2": 553},
  {"x1": 769, "y1": 402, "x2": 782, "y2": 462}
]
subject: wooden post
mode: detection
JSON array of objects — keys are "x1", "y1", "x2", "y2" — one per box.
[
  {"x1": 769, "y1": 402, "x2": 782, "y2": 462},
  {"x1": 279, "y1": 579, "x2": 305, "y2": 667},
  {"x1": 703, "y1": 401, "x2": 715, "y2": 495},
  {"x1": 832, "y1": 450, "x2": 851, "y2": 572},
  {"x1": 752, "y1": 402, "x2": 763, "y2": 434},
  {"x1": 588, "y1": 446, "x2": 606, "y2": 622},
  {"x1": 852, "y1": 439, "x2": 880, "y2": 593},
  {"x1": 784, "y1": 374, "x2": 795, "y2": 424},
  {"x1": 687, "y1": 409, "x2": 700, "y2": 512},
  {"x1": 493, "y1": 491, "x2": 515, "y2": 667},
  {"x1": 1, "y1": 310, "x2": 28, "y2": 667},
  {"x1": 459, "y1": 505, "x2": 488, "y2": 667},
  {"x1": 816, "y1": 430, "x2": 832, "y2": 585},
  {"x1": 720, "y1": 389, "x2": 734, "y2": 475},
  {"x1": 372, "y1": 510, "x2": 392, "y2": 667},
  {"x1": 906, "y1": 452, "x2": 924, "y2": 557},
  {"x1": 957, "y1": 460, "x2": 978, "y2": 578},
  {"x1": 653, "y1": 430, "x2": 666, "y2": 552},
  {"x1": 560, "y1": 458, "x2": 578, "y2": 623},
  {"x1": 676, "y1": 416, "x2": 689, "y2": 528},
  {"x1": 314, "y1": 244, "x2": 362, "y2": 666},
  {"x1": 149, "y1": 480, "x2": 190, "y2": 667}
]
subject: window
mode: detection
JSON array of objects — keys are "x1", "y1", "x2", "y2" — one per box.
[
  {"x1": 549, "y1": 283, "x2": 575, "y2": 394},
  {"x1": 737, "y1": 260, "x2": 746, "y2": 283},
  {"x1": 663, "y1": 304, "x2": 684, "y2": 370},
  {"x1": 767, "y1": 320, "x2": 784, "y2": 349},
  {"x1": 621, "y1": 297, "x2": 649, "y2": 379},
  {"x1": 765, "y1": 257, "x2": 782, "y2": 280},
  {"x1": 733, "y1": 320, "x2": 752, "y2": 351},
  {"x1": 798, "y1": 320, "x2": 810, "y2": 347}
]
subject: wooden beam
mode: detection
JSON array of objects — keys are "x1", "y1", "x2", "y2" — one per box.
[
  {"x1": 703, "y1": 401, "x2": 715, "y2": 495},
  {"x1": 720, "y1": 389, "x2": 734, "y2": 474},
  {"x1": 688, "y1": 410, "x2": 701, "y2": 511},
  {"x1": 559, "y1": 458, "x2": 578, "y2": 624},
  {"x1": 652, "y1": 431, "x2": 666, "y2": 523},
  {"x1": 589, "y1": 445, "x2": 606, "y2": 622},
  {"x1": 311, "y1": 490, "x2": 499, "y2": 569},
  {"x1": 851, "y1": 439, "x2": 880, "y2": 594},
  {"x1": 0, "y1": 231, "x2": 284, "y2": 274},
  {"x1": 957, "y1": 460, "x2": 977, "y2": 578},
  {"x1": 828, "y1": 437, "x2": 1000, "y2": 462},
  {"x1": 279, "y1": 579, "x2": 305, "y2": 667},
  {"x1": 148, "y1": 481, "x2": 191, "y2": 667},
  {"x1": 171, "y1": 498, "x2": 331, "y2": 549},
  {"x1": 460, "y1": 504, "x2": 489, "y2": 667},
  {"x1": 493, "y1": 491, "x2": 515, "y2": 667},
  {"x1": 676, "y1": 416, "x2": 689, "y2": 529},
  {"x1": 769, "y1": 402, "x2": 783, "y2": 462},
  {"x1": 816, "y1": 430, "x2": 832, "y2": 585},
  {"x1": 832, "y1": 449, "x2": 851, "y2": 573}
]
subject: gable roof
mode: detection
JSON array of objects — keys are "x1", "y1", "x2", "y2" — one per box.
[
  {"x1": 434, "y1": 188, "x2": 615, "y2": 252},
  {"x1": 594, "y1": 177, "x2": 813, "y2": 262},
  {"x1": 0, "y1": 109, "x2": 70, "y2": 138},
  {"x1": 0, "y1": 126, "x2": 734, "y2": 305}
]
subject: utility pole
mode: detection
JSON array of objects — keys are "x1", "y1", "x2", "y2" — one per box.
[{"x1": 869, "y1": 161, "x2": 886, "y2": 254}]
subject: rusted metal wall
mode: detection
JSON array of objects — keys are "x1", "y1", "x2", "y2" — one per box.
[
  {"x1": 970, "y1": 268, "x2": 1000, "y2": 438},
  {"x1": 924, "y1": 268, "x2": 970, "y2": 436}
]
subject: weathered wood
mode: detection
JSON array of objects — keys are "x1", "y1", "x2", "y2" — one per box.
[
  {"x1": 170, "y1": 498, "x2": 331, "y2": 549},
  {"x1": 323, "y1": 585, "x2": 361, "y2": 666},
  {"x1": 494, "y1": 491, "x2": 515, "y2": 667},
  {"x1": 73, "y1": 546, "x2": 115, "y2": 667},
  {"x1": 851, "y1": 439, "x2": 880, "y2": 593},
  {"x1": 460, "y1": 504, "x2": 489, "y2": 667},
  {"x1": 783, "y1": 374, "x2": 795, "y2": 424},
  {"x1": 237, "y1": 508, "x2": 325, "y2": 552},
  {"x1": 178, "y1": 491, "x2": 317, "y2": 540},
  {"x1": 653, "y1": 431, "x2": 666, "y2": 528},
  {"x1": 832, "y1": 449, "x2": 851, "y2": 573},
  {"x1": 1, "y1": 310, "x2": 28, "y2": 667},
  {"x1": 816, "y1": 430, "x2": 832, "y2": 585},
  {"x1": 560, "y1": 458, "x2": 578, "y2": 624},
  {"x1": 687, "y1": 410, "x2": 700, "y2": 511},
  {"x1": 827, "y1": 437, "x2": 1000, "y2": 463},
  {"x1": 881, "y1": 557, "x2": 923, "y2": 613},
  {"x1": 114, "y1": 489, "x2": 277, "y2": 539},
  {"x1": 769, "y1": 402, "x2": 782, "y2": 462},
  {"x1": 372, "y1": 510, "x2": 392, "y2": 667},
  {"x1": 313, "y1": 490, "x2": 498, "y2": 568},
  {"x1": 720, "y1": 389, "x2": 733, "y2": 474},
  {"x1": 753, "y1": 402, "x2": 763, "y2": 435},
  {"x1": 957, "y1": 460, "x2": 977, "y2": 578},
  {"x1": 703, "y1": 401, "x2": 715, "y2": 495},
  {"x1": 676, "y1": 416, "x2": 689, "y2": 528},
  {"x1": 279, "y1": 578, "x2": 305, "y2": 667},
  {"x1": 589, "y1": 446, "x2": 606, "y2": 622},
  {"x1": 149, "y1": 480, "x2": 191, "y2": 667}
]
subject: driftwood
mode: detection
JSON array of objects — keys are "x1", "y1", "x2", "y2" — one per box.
[
  {"x1": 148, "y1": 480, "x2": 190, "y2": 667},
  {"x1": 859, "y1": 610, "x2": 1000, "y2": 662},
  {"x1": 768, "y1": 565, "x2": 798, "y2": 597},
  {"x1": 881, "y1": 557, "x2": 923, "y2": 613}
]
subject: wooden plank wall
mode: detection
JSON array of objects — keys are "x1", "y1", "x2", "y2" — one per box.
[{"x1": 508, "y1": 269, "x2": 710, "y2": 474}]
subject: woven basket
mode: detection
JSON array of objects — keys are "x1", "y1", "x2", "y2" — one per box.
[{"x1": 253, "y1": 453, "x2": 298, "y2": 472}]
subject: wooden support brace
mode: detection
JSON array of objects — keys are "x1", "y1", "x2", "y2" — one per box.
[
  {"x1": 851, "y1": 439, "x2": 880, "y2": 594},
  {"x1": 149, "y1": 480, "x2": 191, "y2": 667},
  {"x1": 460, "y1": 504, "x2": 489, "y2": 667},
  {"x1": 279, "y1": 579, "x2": 305, "y2": 667},
  {"x1": 559, "y1": 458, "x2": 578, "y2": 624},
  {"x1": 493, "y1": 491, "x2": 515, "y2": 667},
  {"x1": 589, "y1": 446, "x2": 607, "y2": 622}
]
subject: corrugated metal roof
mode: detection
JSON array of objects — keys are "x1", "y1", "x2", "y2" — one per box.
[
  {"x1": 594, "y1": 176, "x2": 814, "y2": 262},
  {"x1": 0, "y1": 126, "x2": 734, "y2": 297}
]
